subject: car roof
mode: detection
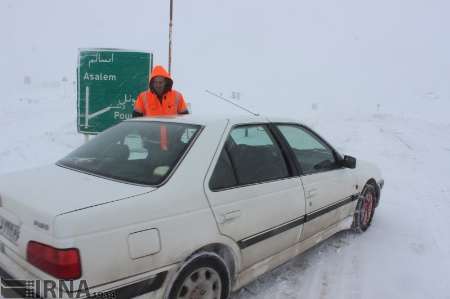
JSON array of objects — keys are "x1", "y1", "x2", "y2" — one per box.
[{"x1": 125, "y1": 114, "x2": 304, "y2": 127}]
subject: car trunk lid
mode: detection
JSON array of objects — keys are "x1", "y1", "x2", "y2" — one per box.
[{"x1": 0, "y1": 164, "x2": 154, "y2": 256}]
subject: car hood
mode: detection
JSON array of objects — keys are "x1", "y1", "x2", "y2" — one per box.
[{"x1": 0, "y1": 164, "x2": 154, "y2": 221}]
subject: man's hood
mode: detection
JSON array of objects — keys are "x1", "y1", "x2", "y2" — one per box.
[{"x1": 150, "y1": 65, "x2": 172, "y2": 81}]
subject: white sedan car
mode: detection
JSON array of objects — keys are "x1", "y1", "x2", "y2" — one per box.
[{"x1": 0, "y1": 115, "x2": 383, "y2": 299}]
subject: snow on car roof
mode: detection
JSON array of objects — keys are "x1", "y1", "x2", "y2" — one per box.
[{"x1": 125, "y1": 114, "x2": 303, "y2": 126}]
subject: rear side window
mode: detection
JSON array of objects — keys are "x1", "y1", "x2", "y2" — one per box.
[
  {"x1": 209, "y1": 148, "x2": 237, "y2": 190},
  {"x1": 210, "y1": 125, "x2": 289, "y2": 190}
]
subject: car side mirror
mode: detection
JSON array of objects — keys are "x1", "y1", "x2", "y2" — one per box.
[{"x1": 342, "y1": 155, "x2": 356, "y2": 169}]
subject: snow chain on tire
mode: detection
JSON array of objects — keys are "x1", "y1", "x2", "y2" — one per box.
[{"x1": 352, "y1": 184, "x2": 377, "y2": 233}]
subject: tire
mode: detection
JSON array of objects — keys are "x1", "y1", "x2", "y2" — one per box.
[
  {"x1": 167, "y1": 253, "x2": 231, "y2": 299},
  {"x1": 352, "y1": 183, "x2": 377, "y2": 233}
]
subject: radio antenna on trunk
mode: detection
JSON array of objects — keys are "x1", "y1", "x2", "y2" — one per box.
[{"x1": 205, "y1": 90, "x2": 259, "y2": 116}]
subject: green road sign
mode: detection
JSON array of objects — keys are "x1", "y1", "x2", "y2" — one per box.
[{"x1": 77, "y1": 49, "x2": 152, "y2": 134}]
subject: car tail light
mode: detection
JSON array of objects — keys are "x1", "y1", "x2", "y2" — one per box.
[{"x1": 27, "y1": 241, "x2": 81, "y2": 280}]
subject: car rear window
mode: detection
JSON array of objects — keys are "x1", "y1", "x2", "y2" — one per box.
[{"x1": 57, "y1": 121, "x2": 201, "y2": 186}]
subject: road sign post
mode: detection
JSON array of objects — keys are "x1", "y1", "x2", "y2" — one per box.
[{"x1": 77, "y1": 49, "x2": 152, "y2": 135}]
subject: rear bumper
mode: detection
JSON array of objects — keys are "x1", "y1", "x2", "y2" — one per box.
[
  {"x1": 0, "y1": 236, "x2": 178, "y2": 299},
  {"x1": 0, "y1": 264, "x2": 168, "y2": 299},
  {"x1": 1, "y1": 269, "x2": 167, "y2": 299},
  {"x1": 0, "y1": 243, "x2": 176, "y2": 299}
]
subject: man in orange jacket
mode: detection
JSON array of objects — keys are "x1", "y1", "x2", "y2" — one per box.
[{"x1": 132, "y1": 65, "x2": 189, "y2": 117}]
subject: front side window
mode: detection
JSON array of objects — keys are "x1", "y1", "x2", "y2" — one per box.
[
  {"x1": 210, "y1": 125, "x2": 289, "y2": 190},
  {"x1": 58, "y1": 121, "x2": 201, "y2": 185},
  {"x1": 277, "y1": 125, "x2": 338, "y2": 174}
]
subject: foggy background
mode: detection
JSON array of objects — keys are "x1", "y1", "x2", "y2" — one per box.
[{"x1": 1, "y1": 0, "x2": 449, "y2": 119}]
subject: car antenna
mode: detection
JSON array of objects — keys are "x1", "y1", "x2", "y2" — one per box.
[{"x1": 205, "y1": 90, "x2": 260, "y2": 116}]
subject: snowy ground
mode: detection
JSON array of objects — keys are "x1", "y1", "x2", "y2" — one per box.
[{"x1": 1, "y1": 88, "x2": 450, "y2": 299}]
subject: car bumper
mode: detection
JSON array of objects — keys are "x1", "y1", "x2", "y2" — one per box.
[
  {"x1": 0, "y1": 247, "x2": 176, "y2": 299},
  {"x1": 375, "y1": 179, "x2": 384, "y2": 207},
  {"x1": 1, "y1": 266, "x2": 169, "y2": 299},
  {"x1": 378, "y1": 179, "x2": 384, "y2": 190}
]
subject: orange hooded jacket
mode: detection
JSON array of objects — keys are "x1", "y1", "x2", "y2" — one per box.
[{"x1": 133, "y1": 65, "x2": 188, "y2": 116}]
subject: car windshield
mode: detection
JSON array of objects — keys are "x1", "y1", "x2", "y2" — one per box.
[{"x1": 57, "y1": 121, "x2": 201, "y2": 185}]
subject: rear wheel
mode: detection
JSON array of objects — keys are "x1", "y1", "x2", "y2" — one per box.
[
  {"x1": 352, "y1": 183, "x2": 377, "y2": 232},
  {"x1": 168, "y1": 254, "x2": 230, "y2": 299}
]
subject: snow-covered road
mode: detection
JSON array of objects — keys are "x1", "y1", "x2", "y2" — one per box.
[{"x1": 1, "y1": 90, "x2": 450, "y2": 299}]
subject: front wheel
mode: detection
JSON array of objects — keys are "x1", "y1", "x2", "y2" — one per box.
[
  {"x1": 352, "y1": 183, "x2": 377, "y2": 233},
  {"x1": 167, "y1": 254, "x2": 231, "y2": 299}
]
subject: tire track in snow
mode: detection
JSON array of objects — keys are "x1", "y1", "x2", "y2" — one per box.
[
  {"x1": 377, "y1": 118, "x2": 450, "y2": 297},
  {"x1": 379, "y1": 127, "x2": 414, "y2": 151},
  {"x1": 382, "y1": 121, "x2": 450, "y2": 261}
]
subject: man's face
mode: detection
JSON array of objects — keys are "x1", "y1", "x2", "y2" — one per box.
[{"x1": 152, "y1": 76, "x2": 167, "y2": 95}]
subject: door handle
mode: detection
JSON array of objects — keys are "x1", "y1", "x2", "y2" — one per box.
[{"x1": 220, "y1": 211, "x2": 241, "y2": 224}]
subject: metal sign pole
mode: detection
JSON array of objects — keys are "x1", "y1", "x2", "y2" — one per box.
[{"x1": 168, "y1": 0, "x2": 174, "y2": 74}]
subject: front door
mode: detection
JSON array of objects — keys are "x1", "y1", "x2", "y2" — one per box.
[{"x1": 274, "y1": 124, "x2": 356, "y2": 240}]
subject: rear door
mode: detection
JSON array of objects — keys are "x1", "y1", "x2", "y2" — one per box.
[
  {"x1": 204, "y1": 124, "x2": 306, "y2": 269},
  {"x1": 274, "y1": 124, "x2": 357, "y2": 240}
]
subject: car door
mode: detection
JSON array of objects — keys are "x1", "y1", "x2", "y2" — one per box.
[
  {"x1": 204, "y1": 124, "x2": 306, "y2": 269},
  {"x1": 274, "y1": 124, "x2": 357, "y2": 241}
]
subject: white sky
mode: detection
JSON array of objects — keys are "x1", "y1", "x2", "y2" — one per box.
[{"x1": 1, "y1": 0, "x2": 449, "y2": 117}]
